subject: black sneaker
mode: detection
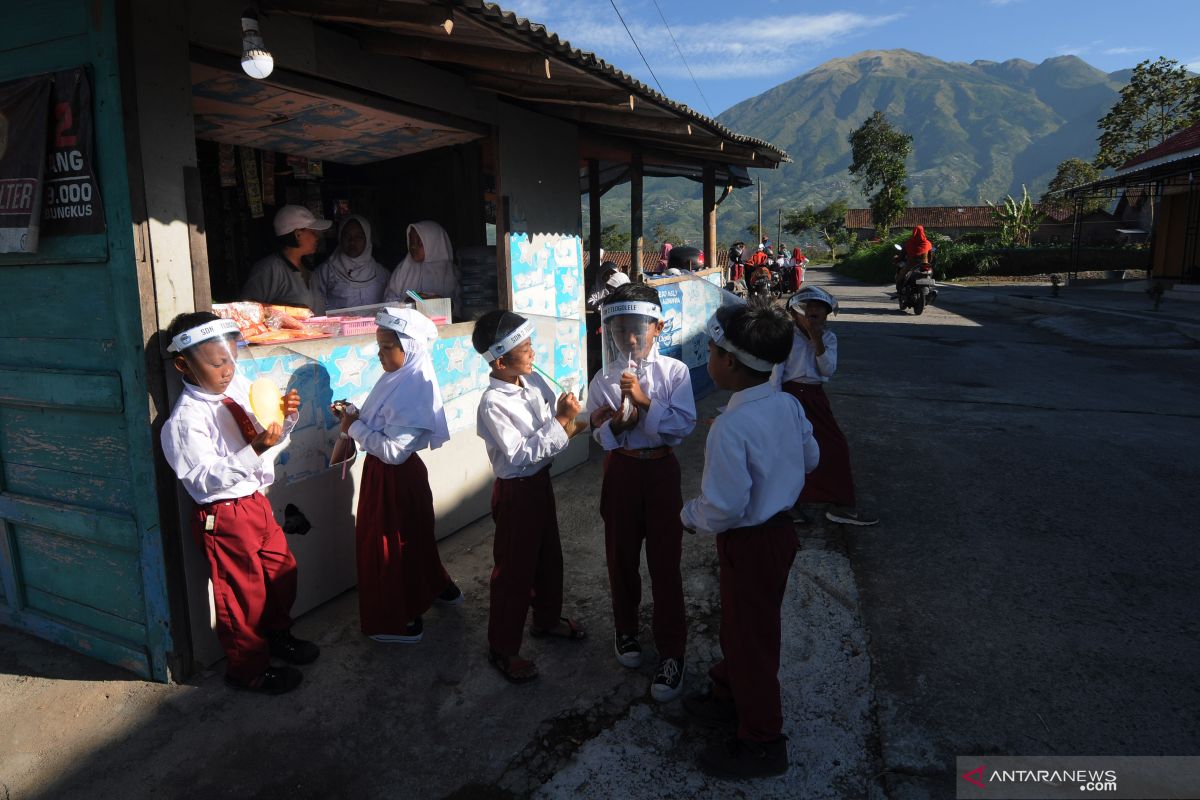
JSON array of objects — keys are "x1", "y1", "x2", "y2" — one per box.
[
  {"x1": 224, "y1": 666, "x2": 303, "y2": 695},
  {"x1": 370, "y1": 616, "x2": 423, "y2": 644},
  {"x1": 614, "y1": 631, "x2": 642, "y2": 668},
  {"x1": 434, "y1": 581, "x2": 465, "y2": 606},
  {"x1": 683, "y1": 686, "x2": 738, "y2": 727},
  {"x1": 268, "y1": 630, "x2": 320, "y2": 664},
  {"x1": 651, "y1": 656, "x2": 684, "y2": 702},
  {"x1": 697, "y1": 736, "x2": 789, "y2": 779},
  {"x1": 790, "y1": 507, "x2": 813, "y2": 525}
]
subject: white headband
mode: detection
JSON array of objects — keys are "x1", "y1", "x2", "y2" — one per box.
[
  {"x1": 376, "y1": 307, "x2": 438, "y2": 342},
  {"x1": 168, "y1": 319, "x2": 241, "y2": 353},
  {"x1": 600, "y1": 300, "x2": 663, "y2": 321},
  {"x1": 706, "y1": 313, "x2": 776, "y2": 373},
  {"x1": 485, "y1": 319, "x2": 534, "y2": 362}
]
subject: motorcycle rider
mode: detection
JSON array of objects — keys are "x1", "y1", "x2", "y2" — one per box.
[{"x1": 895, "y1": 225, "x2": 932, "y2": 295}]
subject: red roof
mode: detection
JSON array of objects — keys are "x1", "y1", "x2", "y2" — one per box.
[
  {"x1": 1119, "y1": 121, "x2": 1200, "y2": 171},
  {"x1": 583, "y1": 251, "x2": 728, "y2": 270},
  {"x1": 845, "y1": 206, "x2": 998, "y2": 229}
]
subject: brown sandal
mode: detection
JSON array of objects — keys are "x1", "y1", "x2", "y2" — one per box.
[
  {"x1": 529, "y1": 616, "x2": 587, "y2": 641},
  {"x1": 488, "y1": 650, "x2": 538, "y2": 684}
]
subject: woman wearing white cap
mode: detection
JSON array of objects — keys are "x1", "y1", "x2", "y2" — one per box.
[
  {"x1": 383, "y1": 220, "x2": 460, "y2": 316},
  {"x1": 333, "y1": 307, "x2": 463, "y2": 643},
  {"x1": 241, "y1": 204, "x2": 333, "y2": 315},
  {"x1": 313, "y1": 215, "x2": 388, "y2": 311}
]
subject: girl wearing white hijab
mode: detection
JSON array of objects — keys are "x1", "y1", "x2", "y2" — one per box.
[
  {"x1": 336, "y1": 307, "x2": 461, "y2": 643},
  {"x1": 384, "y1": 220, "x2": 460, "y2": 316},
  {"x1": 313, "y1": 215, "x2": 389, "y2": 311}
]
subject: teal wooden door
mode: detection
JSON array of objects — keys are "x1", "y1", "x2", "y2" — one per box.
[{"x1": 0, "y1": 0, "x2": 174, "y2": 680}]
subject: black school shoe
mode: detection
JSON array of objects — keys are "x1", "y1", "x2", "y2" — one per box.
[
  {"x1": 269, "y1": 630, "x2": 321, "y2": 665},
  {"x1": 224, "y1": 666, "x2": 303, "y2": 695},
  {"x1": 434, "y1": 581, "x2": 465, "y2": 606},
  {"x1": 697, "y1": 735, "x2": 789, "y2": 780}
]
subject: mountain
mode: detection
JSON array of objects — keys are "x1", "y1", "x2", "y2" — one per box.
[{"x1": 604, "y1": 50, "x2": 1127, "y2": 245}]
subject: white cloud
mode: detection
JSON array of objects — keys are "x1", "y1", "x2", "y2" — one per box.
[
  {"x1": 986, "y1": 0, "x2": 1024, "y2": 6},
  {"x1": 1103, "y1": 46, "x2": 1151, "y2": 55},
  {"x1": 491, "y1": 5, "x2": 905, "y2": 83}
]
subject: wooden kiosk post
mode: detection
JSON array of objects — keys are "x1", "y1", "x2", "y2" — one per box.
[
  {"x1": 703, "y1": 163, "x2": 716, "y2": 274},
  {"x1": 588, "y1": 158, "x2": 602, "y2": 286},
  {"x1": 630, "y1": 153, "x2": 644, "y2": 281}
]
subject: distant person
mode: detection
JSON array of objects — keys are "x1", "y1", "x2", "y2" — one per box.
[
  {"x1": 777, "y1": 288, "x2": 878, "y2": 527},
  {"x1": 242, "y1": 205, "x2": 332, "y2": 315},
  {"x1": 313, "y1": 215, "x2": 388, "y2": 311},
  {"x1": 897, "y1": 225, "x2": 932, "y2": 294},
  {"x1": 655, "y1": 242, "x2": 673, "y2": 274},
  {"x1": 682, "y1": 303, "x2": 818, "y2": 779}
]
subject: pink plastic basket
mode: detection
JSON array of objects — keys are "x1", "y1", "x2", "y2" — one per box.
[{"x1": 339, "y1": 317, "x2": 378, "y2": 336}]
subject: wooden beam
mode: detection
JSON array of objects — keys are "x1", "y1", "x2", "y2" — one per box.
[
  {"x1": 572, "y1": 108, "x2": 696, "y2": 136},
  {"x1": 359, "y1": 32, "x2": 550, "y2": 78},
  {"x1": 588, "y1": 158, "x2": 602, "y2": 288},
  {"x1": 631, "y1": 153, "x2": 644, "y2": 282},
  {"x1": 468, "y1": 75, "x2": 629, "y2": 107},
  {"x1": 703, "y1": 163, "x2": 717, "y2": 276},
  {"x1": 266, "y1": 0, "x2": 454, "y2": 33}
]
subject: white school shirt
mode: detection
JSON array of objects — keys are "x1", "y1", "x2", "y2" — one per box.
[
  {"x1": 347, "y1": 423, "x2": 430, "y2": 466},
  {"x1": 585, "y1": 345, "x2": 696, "y2": 451},
  {"x1": 476, "y1": 370, "x2": 569, "y2": 479},
  {"x1": 160, "y1": 374, "x2": 298, "y2": 504},
  {"x1": 681, "y1": 382, "x2": 819, "y2": 535},
  {"x1": 775, "y1": 327, "x2": 837, "y2": 385}
]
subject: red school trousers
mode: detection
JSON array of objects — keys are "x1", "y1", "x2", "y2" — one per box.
[
  {"x1": 599, "y1": 451, "x2": 687, "y2": 657},
  {"x1": 709, "y1": 514, "x2": 796, "y2": 742},
  {"x1": 192, "y1": 492, "x2": 297, "y2": 683},
  {"x1": 355, "y1": 453, "x2": 451, "y2": 636},
  {"x1": 784, "y1": 381, "x2": 856, "y2": 508},
  {"x1": 488, "y1": 464, "x2": 564, "y2": 656}
]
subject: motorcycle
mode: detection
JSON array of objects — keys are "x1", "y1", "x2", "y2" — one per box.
[
  {"x1": 749, "y1": 264, "x2": 776, "y2": 300},
  {"x1": 893, "y1": 244, "x2": 938, "y2": 315}
]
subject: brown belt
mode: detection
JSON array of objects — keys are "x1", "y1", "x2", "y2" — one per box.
[{"x1": 615, "y1": 445, "x2": 673, "y2": 460}]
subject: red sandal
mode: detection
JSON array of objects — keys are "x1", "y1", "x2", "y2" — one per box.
[
  {"x1": 529, "y1": 616, "x2": 587, "y2": 641},
  {"x1": 488, "y1": 650, "x2": 539, "y2": 684}
]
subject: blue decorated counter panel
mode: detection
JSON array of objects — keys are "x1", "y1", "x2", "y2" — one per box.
[{"x1": 645, "y1": 267, "x2": 729, "y2": 397}]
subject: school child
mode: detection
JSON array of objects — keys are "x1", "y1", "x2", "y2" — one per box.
[
  {"x1": 681, "y1": 303, "x2": 820, "y2": 779},
  {"x1": 335, "y1": 307, "x2": 463, "y2": 643},
  {"x1": 472, "y1": 310, "x2": 587, "y2": 683},
  {"x1": 586, "y1": 283, "x2": 696, "y2": 702},
  {"x1": 160, "y1": 311, "x2": 319, "y2": 695},
  {"x1": 779, "y1": 288, "x2": 878, "y2": 526}
]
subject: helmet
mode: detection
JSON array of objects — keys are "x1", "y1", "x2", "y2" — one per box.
[{"x1": 787, "y1": 286, "x2": 838, "y2": 314}]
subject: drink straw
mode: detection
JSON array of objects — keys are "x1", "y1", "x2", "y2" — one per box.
[
  {"x1": 405, "y1": 289, "x2": 429, "y2": 308},
  {"x1": 532, "y1": 362, "x2": 567, "y2": 394}
]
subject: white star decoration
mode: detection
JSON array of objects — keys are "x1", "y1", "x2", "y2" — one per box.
[
  {"x1": 334, "y1": 348, "x2": 372, "y2": 389},
  {"x1": 444, "y1": 341, "x2": 469, "y2": 373}
]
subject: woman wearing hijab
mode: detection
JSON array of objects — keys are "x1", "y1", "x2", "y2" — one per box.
[
  {"x1": 335, "y1": 307, "x2": 462, "y2": 643},
  {"x1": 655, "y1": 242, "x2": 673, "y2": 274},
  {"x1": 790, "y1": 246, "x2": 808, "y2": 291},
  {"x1": 313, "y1": 215, "x2": 388, "y2": 311},
  {"x1": 897, "y1": 225, "x2": 933, "y2": 294},
  {"x1": 384, "y1": 220, "x2": 460, "y2": 316}
]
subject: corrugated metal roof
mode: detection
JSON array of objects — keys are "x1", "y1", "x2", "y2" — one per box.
[
  {"x1": 1118, "y1": 121, "x2": 1200, "y2": 172},
  {"x1": 453, "y1": 1, "x2": 789, "y2": 165}
]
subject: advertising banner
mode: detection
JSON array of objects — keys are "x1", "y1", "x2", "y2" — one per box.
[
  {"x1": 42, "y1": 68, "x2": 105, "y2": 236},
  {"x1": 0, "y1": 75, "x2": 52, "y2": 253}
]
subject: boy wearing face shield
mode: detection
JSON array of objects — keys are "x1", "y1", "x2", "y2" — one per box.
[
  {"x1": 586, "y1": 284, "x2": 697, "y2": 702},
  {"x1": 160, "y1": 312, "x2": 317, "y2": 695}
]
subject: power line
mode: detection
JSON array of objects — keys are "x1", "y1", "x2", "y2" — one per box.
[
  {"x1": 651, "y1": 0, "x2": 714, "y2": 117},
  {"x1": 609, "y1": 0, "x2": 665, "y2": 96}
]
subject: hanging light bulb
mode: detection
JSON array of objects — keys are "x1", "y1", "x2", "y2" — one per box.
[{"x1": 240, "y1": 10, "x2": 274, "y2": 79}]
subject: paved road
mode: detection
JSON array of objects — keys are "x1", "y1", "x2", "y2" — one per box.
[{"x1": 803, "y1": 266, "x2": 1200, "y2": 798}]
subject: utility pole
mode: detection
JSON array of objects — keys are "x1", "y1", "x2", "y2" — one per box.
[
  {"x1": 756, "y1": 180, "x2": 763, "y2": 243},
  {"x1": 777, "y1": 208, "x2": 782, "y2": 254}
]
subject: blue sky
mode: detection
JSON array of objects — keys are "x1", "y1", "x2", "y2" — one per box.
[{"x1": 498, "y1": 0, "x2": 1200, "y2": 116}]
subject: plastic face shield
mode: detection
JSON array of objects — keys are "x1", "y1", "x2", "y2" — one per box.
[
  {"x1": 600, "y1": 300, "x2": 662, "y2": 378},
  {"x1": 169, "y1": 319, "x2": 243, "y2": 393}
]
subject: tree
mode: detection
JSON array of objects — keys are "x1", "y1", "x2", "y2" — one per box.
[
  {"x1": 783, "y1": 199, "x2": 850, "y2": 259},
  {"x1": 1040, "y1": 159, "x2": 1106, "y2": 215},
  {"x1": 745, "y1": 223, "x2": 765, "y2": 241},
  {"x1": 584, "y1": 223, "x2": 631, "y2": 253},
  {"x1": 987, "y1": 185, "x2": 1044, "y2": 247},
  {"x1": 651, "y1": 221, "x2": 683, "y2": 245},
  {"x1": 848, "y1": 111, "x2": 913, "y2": 239},
  {"x1": 1095, "y1": 57, "x2": 1200, "y2": 169}
]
